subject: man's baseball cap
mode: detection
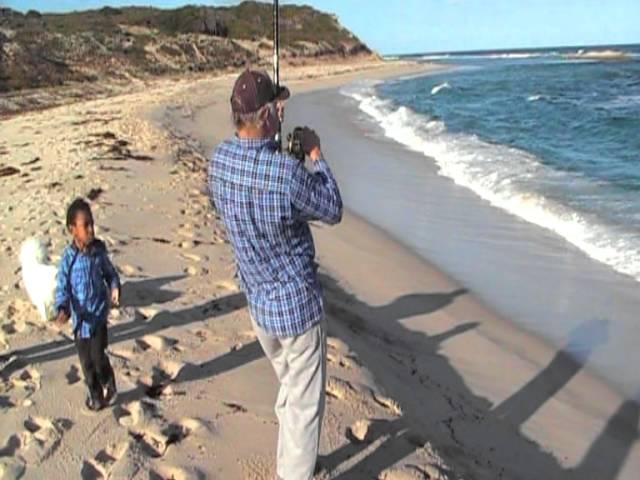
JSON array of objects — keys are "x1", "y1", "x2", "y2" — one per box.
[{"x1": 230, "y1": 69, "x2": 290, "y2": 114}]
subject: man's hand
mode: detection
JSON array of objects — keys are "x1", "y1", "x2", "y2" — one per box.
[
  {"x1": 301, "y1": 127, "x2": 321, "y2": 162},
  {"x1": 111, "y1": 288, "x2": 120, "y2": 307},
  {"x1": 54, "y1": 310, "x2": 69, "y2": 330}
]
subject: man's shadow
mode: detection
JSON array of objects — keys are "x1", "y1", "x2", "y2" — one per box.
[
  {"x1": 115, "y1": 280, "x2": 471, "y2": 407},
  {"x1": 316, "y1": 274, "x2": 635, "y2": 480},
  {"x1": 103, "y1": 275, "x2": 473, "y2": 436}
]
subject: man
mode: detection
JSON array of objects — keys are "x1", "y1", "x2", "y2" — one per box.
[{"x1": 208, "y1": 69, "x2": 343, "y2": 480}]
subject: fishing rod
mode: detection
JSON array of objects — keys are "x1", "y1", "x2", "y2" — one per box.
[
  {"x1": 273, "y1": 0, "x2": 282, "y2": 151},
  {"x1": 272, "y1": 0, "x2": 305, "y2": 160}
]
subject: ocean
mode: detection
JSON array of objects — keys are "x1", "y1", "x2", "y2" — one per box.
[
  {"x1": 318, "y1": 44, "x2": 640, "y2": 399},
  {"x1": 344, "y1": 44, "x2": 640, "y2": 283}
]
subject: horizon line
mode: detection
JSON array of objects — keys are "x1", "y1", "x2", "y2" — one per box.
[{"x1": 388, "y1": 41, "x2": 640, "y2": 58}]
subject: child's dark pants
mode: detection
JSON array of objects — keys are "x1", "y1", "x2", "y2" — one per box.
[{"x1": 75, "y1": 322, "x2": 115, "y2": 403}]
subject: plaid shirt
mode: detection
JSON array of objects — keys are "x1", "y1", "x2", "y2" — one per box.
[
  {"x1": 54, "y1": 240, "x2": 120, "y2": 339},
  {"x1": 209, "y1": 136, "x2": 342, "y2": 337}
]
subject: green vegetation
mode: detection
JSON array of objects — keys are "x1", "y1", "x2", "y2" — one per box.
[
  {"x1": 0, "y1": 1, "x2": 370, "y2": 92},
  {"x1": 28, "y1": 2, "x2": 357, "y2": 46}
]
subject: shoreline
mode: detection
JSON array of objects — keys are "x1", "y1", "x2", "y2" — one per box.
[{"x1": 1, "y1": 59, "x2": 638, "y2": 478}]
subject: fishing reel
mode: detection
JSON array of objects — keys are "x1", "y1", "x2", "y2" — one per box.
[{"x1": 286, "y1": 127, "x2": 306, "y2": 162}]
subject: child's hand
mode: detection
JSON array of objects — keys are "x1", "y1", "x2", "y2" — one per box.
[
  {"x1": 54, "y1": 310, "x2": 69, "y2": 329},
  {"x1": 111, "y1": 288, "x2": 120, "y2": 307}
]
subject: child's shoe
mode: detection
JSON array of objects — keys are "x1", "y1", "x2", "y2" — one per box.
[
  {"x1": 104, "y1": 377, "x2": 117, "y2": 406},
  {"x1": 83, "y1": 394, "x2": 104, "y2": 413}
]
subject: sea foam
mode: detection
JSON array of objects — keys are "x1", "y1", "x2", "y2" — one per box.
[{"x1": 342, "y1": 84, "x2": 640, "y2": 282}]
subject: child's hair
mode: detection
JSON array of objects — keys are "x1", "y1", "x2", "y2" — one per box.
[{"x1": 66, "y1": 197, "x2": 94, "y2": 229}]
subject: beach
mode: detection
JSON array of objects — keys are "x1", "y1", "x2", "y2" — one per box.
[{"x1": 1, "y1": 58, "x2": 639, "y2": 480}]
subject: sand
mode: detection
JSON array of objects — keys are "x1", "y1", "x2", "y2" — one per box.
[{"x1": 1, "y1": 57, "x2": 638, "y2": 480}]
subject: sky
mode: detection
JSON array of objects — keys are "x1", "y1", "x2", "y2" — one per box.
[{"x1": 4, "y1": 0, "x2": 640, "y2": 55}]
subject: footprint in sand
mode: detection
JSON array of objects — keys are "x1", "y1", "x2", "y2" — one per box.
[
  {"x1": 127, "y1": 418, "x2": 197, "y2": 459},
  {"x1": 158, "y1": 360, "x2": 185, "y2": 380},
  {"x1": 149, "y1": 465, "x2": 205, "y2": 480},
  {"x1": 135, "y1": 307, "x2": 159, "y2": 320},
  {"x1": 80, "y1": 441, "x2": 129, "y2": 480},
  {"x1": 179, "y1": 240, "x2": 195, "y2": 250},
  {"x1": 326, "y1": 377, "x2": 402, "y2": 417},
  {"x1": 215, "y1": 280, "x2": 239, "y2": 292},
  {"x1": 0, "y1": 433, "x2": 22, "y2": 457},
  {"x1": 177, "y1": 227, "x2": 195, "y2": 239},
  {"x1": 379, "y1": 465, "x2": 434, "y2": 480},
  {"x1": 118, "y1": 264, "x2": 142, "y2": 277},
  {"x1": 327, "y1": 338, "x2": 361, "y2": 368},
  {"x1": 212, "y1": 234, "x2": 227, "y2": 244},
  {"x1": 178, "y1": 417, "x2": 208, "y2": 434},
  {"x1": 18, "y1": 416, "x2": 72, "y2": 466},
  {"x1": 140, "y1": 360, "x2": 185, "y2": 399},
  {"x1": 0, "y1": 457, "x2": 26, "y2": 480},
  {"x1": 190, "y1": 329, "x2": 210, "y2": 343},
  {"x1": 116, "y1": 400, "x2": 150, "y2": 428},
  {"x1": 162, "y1": 420, "x2": 195, "y2": 447},
  {"x1": 184, "y1": 266, "x2": 199, "y2": 276},
  {"x1": 326, "y1": 376, "x2": 357, "y2": 401},
  {"x1": 10, "y1": 367, "x2": 41, "y2": 397},
  {"x1": 3, "y1": 301, "x2": 30, "y2": 335},
  {"x1": 222, "y1": 402, "x2": 248, "y2": 415},
  {"x1": 347, "y1": 419, "x2": 373, "y2": 443},
  {"x1": 327, "y1": 351, "x2": 356, "y2": 370},
  {"x1": 135, "y1": 335, "x2": 178, "y2": 353},
  {"x1": 180, "y1": 252, "x2": 201, "y2": 262},
  {"x1": 371, "y1": 393, "x2": 403, "y2": 416},
  {"x1": 238, "y1": 329, "x2": 258, "y2": 341},
  {"x1": 109, "y1": 345, "x2": 137, "y2": 362},
  {"x1": 66, "y1": 365, "x2": 82, "y2": 385},
  {"x1": 0, "y1": 395, "x2": 16, "y2": 410},
  {"x1": 327, "y1": 337, "x2": 350, "y2": 352}
]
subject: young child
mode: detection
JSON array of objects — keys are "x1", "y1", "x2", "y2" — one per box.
[{"x1": 54, "y1": 197, "x2": 120, "y2": 411}]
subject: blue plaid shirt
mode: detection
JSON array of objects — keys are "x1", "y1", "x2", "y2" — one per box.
[
  {"x1": 54, "y1": 240, "x2": 120, "y2": 339},
  {"x1": 209, "y1": 136, "x2": 343, "y2": 337}
]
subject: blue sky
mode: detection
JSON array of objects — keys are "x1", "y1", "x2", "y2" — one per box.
[{"x1": 4, "y1": 0, "x2": 640, "y2": 54}]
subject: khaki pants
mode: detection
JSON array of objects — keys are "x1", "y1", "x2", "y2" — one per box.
[{"x1": 252, "y1": 317, "x2": 327, "y2": 480}]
